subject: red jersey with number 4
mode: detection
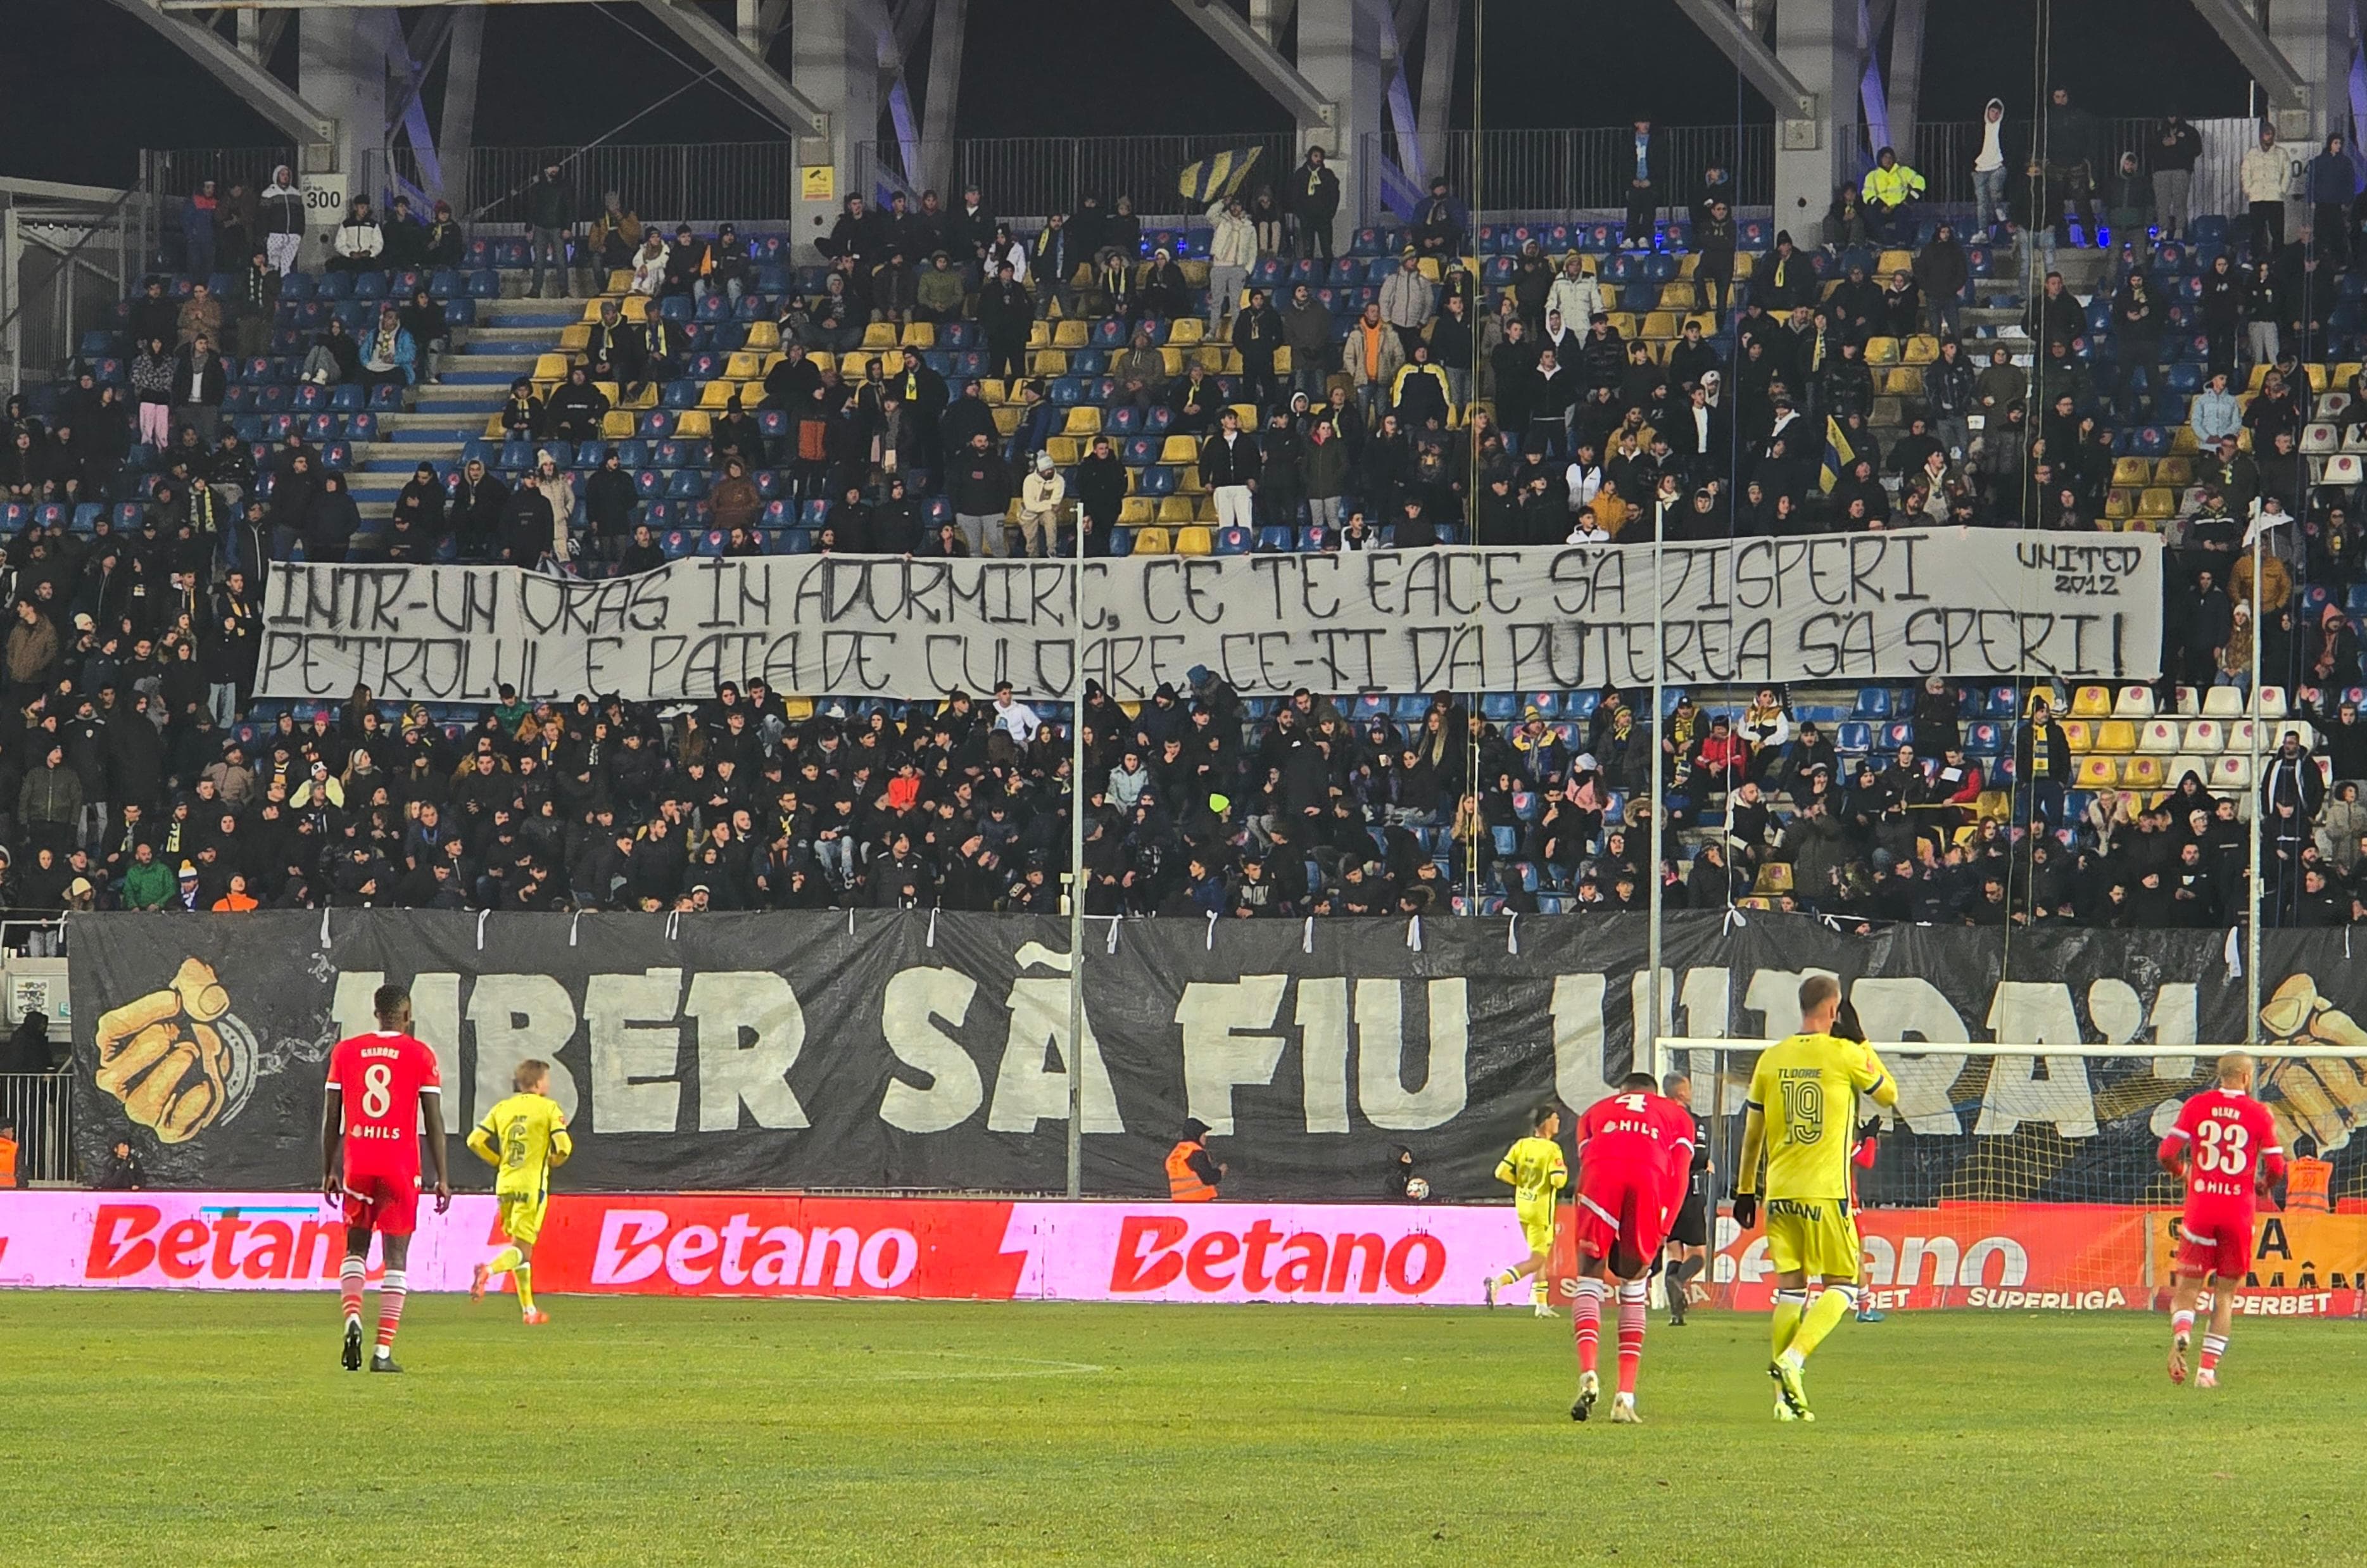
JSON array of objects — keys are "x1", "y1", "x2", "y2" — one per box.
[
  {"x1": 326, "y1": 1030, "x2": 441, "y2": 1180},
  {"x1": 2161, "y1": 1088, "x2": 2283, "y2": 1230}
]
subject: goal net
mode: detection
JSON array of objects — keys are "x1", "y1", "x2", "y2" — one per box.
[{"x1": 1650, "y1": 1037, "x2": 2367, "y2": 1315}]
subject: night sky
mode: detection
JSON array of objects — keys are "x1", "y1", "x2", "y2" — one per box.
[{"x1": 9, "y1": 0, "x2": 2251, "y2": 188}]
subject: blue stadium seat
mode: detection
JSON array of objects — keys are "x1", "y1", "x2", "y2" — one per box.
[{"x1": 1854, "y1": 687, "x2": 1892, "y2": 719}]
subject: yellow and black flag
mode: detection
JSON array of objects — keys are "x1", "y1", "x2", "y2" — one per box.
[
  {"x1": 1178, "y1": 147, "x2": 1264, "y2": 212},
  {"x1": 1820, "y1": 415, "x2": 1855, "y2": 493}
]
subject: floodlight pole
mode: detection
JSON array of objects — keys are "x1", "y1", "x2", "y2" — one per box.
[{"x1": 1066, "y1": 507, "x2": 1087, "y2": 1199}]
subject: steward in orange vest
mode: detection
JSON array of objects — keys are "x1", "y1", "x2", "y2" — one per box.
[{"x1": 1165, "y1": 1119, "x2": 1223, "y2": 1201}]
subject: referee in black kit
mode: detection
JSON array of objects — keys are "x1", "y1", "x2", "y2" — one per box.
[{"x1": 1659, "y1": 1070, "x2": 1713, "y2": 1325}]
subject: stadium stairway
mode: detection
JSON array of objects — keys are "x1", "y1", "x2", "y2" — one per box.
[{"x1": 343, "y1": 293, "x2": 578, "y2": 522}]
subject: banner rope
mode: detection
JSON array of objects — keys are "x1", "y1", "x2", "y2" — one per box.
[
  {"x1": 475, "y1": 909, "x2": 489, "y2": 951},
  {"x1": 1505, "y1": 913, "x2": 1519, "y2": 956}
]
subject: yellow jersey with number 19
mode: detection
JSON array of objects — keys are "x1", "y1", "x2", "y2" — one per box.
[{"x1": 1746, "y1": 1032, "x2": 1893, "y2": 1201}]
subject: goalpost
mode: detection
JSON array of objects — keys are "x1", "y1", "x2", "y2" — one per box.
[{"x1": 1646, "y1": 1037, "x2": 2367, "y2": 1312}]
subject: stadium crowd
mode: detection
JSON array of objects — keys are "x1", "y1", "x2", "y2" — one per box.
[{"x1": 8, "y1": 97, "x2": 2367, "y2": 926}]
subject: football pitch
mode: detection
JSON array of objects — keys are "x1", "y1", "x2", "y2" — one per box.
[{"x1": 5, "y1": 1293, "x2": 2359, "y2": 1567}]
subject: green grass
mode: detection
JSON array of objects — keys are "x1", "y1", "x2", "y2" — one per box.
[{"x1": 3, "y1": 1293, "x2": 2359, "y2": 1566}]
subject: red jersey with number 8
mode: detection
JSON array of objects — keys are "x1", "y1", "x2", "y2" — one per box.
[
  {"x1": 2160, "y1": 1087, "x2": 2283, "y2": 1281},
  {"x1": 327, "y1": 1030, "x2": 441, "y2": 1180}
]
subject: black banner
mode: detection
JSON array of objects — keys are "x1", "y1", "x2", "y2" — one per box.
[{"x1": 68, "y1": 911, "x2": 2367, "y2": 1202}]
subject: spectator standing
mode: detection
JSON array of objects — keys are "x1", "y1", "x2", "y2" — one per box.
[
  {"x1": 2242, "y1": 123, "x2": 2290, "y2": 258},
  {"x1": 1016, "y1": 451, "x2": 1065, "y2": 558},
  {"x1": 1410, "y1": 178, "x2": 1465, "y2": 258},
  {"x1": 2104, "y1": 152, "x2": 2152, "y2": 248},
  {"x1": 130, "y1": 337, "x2": 174, "y2": 448},
  {"x1": 526, "y1": 162, "x2": 574, "y2": 299},
  {"x1": 2307, "y1": 135, "x2": 2359, "y2": 265},
  {"x1": 1207, "y1": 198, "x2": 1256, "y2": 335},
  {"x1": 948, "y1": 431, "x2": 1011, "y2": 557},
  {"x1": 2014, "y1": 694, "x2": 2071, "y2": 836},
  {"x1": 2038, "y1": 85, "x2": 2100, "y2": 253},
  {"x1": 1282, "y1": 282, "x2": 1334, "y2": 400},
  {"x1": 1379, "y1": 249, "x2": 1436, "y2": 356},
  {"x1": 1233, "y1": 287, "x2": 1284, "y2": 408},
  {"x1": 2152, "y1": 113, "x2": 2202, "y2": 240},
  {"x1": 260, "y1": 165, "x2": 303, "y2": 275},
  {"x1": 1694, "y1": 199, "x2": 1737, "y2": 319},
  {"x1": 1073, "y1": 434, "x2": 1125, "y2": 555},
  {"x1": 171, "y1": 334, "x2": 228, "y2": 441},
  {"x1": 184, "y1": 180, "x2": 218, "y2": 275},
  {"x1": 1971, "y1": 99, "x2": 2009, "y2": 236},
  {"x1": 978, "y1": 260, "x2": 1033, "y2": 384},
  {"x1": 1288, "y1": 146, "x2": 1340, "y2": 260},
  {"x1": 1625, "y1": 120, "x2": 1661, "y2": 248},
  {"x1": 232, "y1": 250, "x2": 279, "y2": 360},
  {"x1": 1201, "y1": 408, "x2": 1261, "y2": 534},
  {"x1": 1914, "y1": 222, "x2": 1967, "y2": 339}
]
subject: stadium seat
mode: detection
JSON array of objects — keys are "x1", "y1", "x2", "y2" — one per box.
[
  {"x1": 2136, "y1": 719, "x2": 2180, "y2": 754},
  {"x1": 2210, "y1": 754, "x2": 2253, "y2": 790},
  {"x1": 2182, "y1": 719, "x2": 2225, "y2": 753},
  {"x1": 2075, "y1": 756, "x2": 2121, "y2": 787},
  {"x1": 2070, "y1": 685, "x2": 2113, "y2": 718}
]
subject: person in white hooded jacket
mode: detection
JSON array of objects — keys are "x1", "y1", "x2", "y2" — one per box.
[
  {"x1": 2241, "y1": 122, "x2": 2293, "y2": 258},
  {"x1": 1206, "y1": 198, "x2": 1257, "y2": 334},
  {"x1": 1544, "y1": 255, "x2": 1603, "y2": 336},
  {"x1": 260, "y1": 165, "x2": 305, "y2": 275},
  {"x1": 1971, "y1": 98, "x2": 2009, "y2": 234}
]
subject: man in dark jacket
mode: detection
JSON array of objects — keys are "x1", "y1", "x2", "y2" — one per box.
[
  {"x1": 1232, "y1": 288, "x2": 1284, "y2": 408},
  {"x1": 450, "y1": 457, "x2": 509, "y2": 560},
  {"x1": 1073, "y1": 435, "x2": 1126, "y2": 555},
  {"x1": 2014, "y1": 695, "x2": 2071, "y2": 836},
  {"x1": 526, "y1": 162, "x2": 574, "y2": 298},
  {"x1": 1287, "y1": 146, "x2": 1341, "y2": 261},
  {"x1": 947, "y1": 431, "x2": 1012, "y2": 557},
  {"x1": 977, "y1": 260, "x2": 1033, "y2": 384},
  {"x1": 1282, "y1": 282, "x2": 1335, "y2": 399}
]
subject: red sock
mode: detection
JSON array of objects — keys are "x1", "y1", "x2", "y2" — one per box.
[
  {"x1": 339, "y1": 1255, "x2": 365, "y2": 1324},
  {"x1": 375, "y1": 1269, "x2": 408, "y2": 1351},
  {"x1": 1572, "y1": 1278, "x2": 1607, "y2": 1375},
  {"x1": 2200, "y1": 1332, "x2": 2226, "y2": 1372},
  {"x1": 1616, "y1": 1281, "x2": 1648, "y2": 1396}
]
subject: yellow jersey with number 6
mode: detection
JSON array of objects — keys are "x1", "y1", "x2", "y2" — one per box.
[{"x1": 1746, "y1": 1032, "x2": 1892, "y2": 1201}]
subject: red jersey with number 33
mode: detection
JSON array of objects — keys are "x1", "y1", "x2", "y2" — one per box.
[
  {"x1": 1575, "y1": 1091, "x2": 1696, "y2": 1215},
  {"x1": 2161, "y1": 1087, "x2": 2283, "y2": 1227},
  {"x1": 326, "y1": 1030, "x2": 441, "y2": 1180}
]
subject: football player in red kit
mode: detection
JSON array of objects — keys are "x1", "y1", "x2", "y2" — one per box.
[
  {"x1": 1568, "y1": 1072, "x2": 1696, "y2": 1424},
  {"x1": 322, "y1": 983, "x2": 450, "y2": 1373},
  {"x1": 2157, "y1": 1052, "x2": 2285, "y2": 1388}
]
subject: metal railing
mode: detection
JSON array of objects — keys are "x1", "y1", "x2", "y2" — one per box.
[
  {"x1": 0, "y1": 1072, "x2": 73, "y2": 1185},
  {"x1": 855, "y1": 133, "x2": 1303, "y2": 225},
  {"x1": 1372, "y1": 123, "x2": 1776, "y2": 220}
]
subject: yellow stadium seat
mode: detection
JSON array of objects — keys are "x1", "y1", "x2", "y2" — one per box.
[
  {"x1": 2104, "y1": 488, "x2": 2134, "y2": 519},
  {"x1": 840, "y1": 351, "x2": 873, "y2": 380},
  {"x1": 2122, "y1": 755, "x2": 2166, "y2": 788},
  {"x1": 1640, "y1": 311, "x2": 1679, "y2": 339},
  {"x1": 724, "y1": 351, "x2": 764, "y2": 381},
  {"x1": 2137, "y1": 488, "x2": 2178, "y2": 519},
  {"x1": 532, "y1": 353, "x2": 570, "y2": 382},
  {"x1": 743, "y1": 321, "x2": 781, "y2": 351},
  {"x1": 1657, "y1": 282, "x2": 1695, "y2": 310},
  {"x1": 1755, "y1": 863, "x2": 1795, "y2": 895},
  {"x1": 991, "y1": 406, "x2": 1021, "y2": 435},
  {"x1": 1876, "y1": 249, "x2": 1914, "y2": 276},
  {"x1": 1173, "y1": 526, "x2": 1214, "y2": 556},
  {"x1": 1156, "y1": 496, "x2": 1197, "y2": 524},
  {"x1": 779, "y1": 696, "x2": 815, "y2": 723},
  {"x1": 1118, "y1": 497, "x2": 1156, "y2": 526},
  {"x1": 2071, "y1": 685, "x2": 2114, "y2": 717},
  {"x1": 615, "y1": 381, "x2": 656, "y2": 409},
  {"x1": 1902, "y1": 334, "x2": 1940, "y2": 365},
  {"x1": 1027, "y1": 319, "x2": 1052, "y2": 349},
  {"x1": 2111, "y1": 457, "x2": 2152, "y2": 486},
  {"x1": 1166, "y1": 318, "x2": 1204, "y2": 346},
  {"x1": 481, "y1": 414, "x2": 506, "y2": 439},
  {"x1": 859, "y1": 321, "x2": 896, "y2": 349},
  {"x1": 1173, "y1": 464, "x2": 1204, "y2": 494},
  {"x1": 807, "y1": 351, "x2": 835, "y2": 374},
  {"x1": 1863, "y1": 336, "x2": 1900, "y2": 365},
  {"x1": 1606, "y1": 312, "x2": 1638, "y2": 338},
  {"x1": 601, "y1": 410, "x2": 637, "y2": 439},
  {"x1": 2154, "y1": 457, "x2": 2194, "y2": 488},
  {"x1": 1159, "y1": 434, "x2": 1201, "y2": 464},
  {"x1": 2076, "y1": 756, "x2": 2121, "y2": 787},
  {"x1": 558, "y1": 324, "x2": 591, "y2": 352},
  {"x1": 1061, "y1": 406, "x2": 1101, "y2": 437},
  {"x1": 900, "y1": 322, "x2": 935, "y2": 348},
  {"x1": 1030, "y1": 350, "x2": 1068, "y2": 377},
  {"x1": 1052, "y1": 319, "x2": 1091, "y2": 350},
  {"x1": 672, "y1": 410, "x2": 710, "y2": 438},
  {"x1": 1045, "y1": 437, "x2": 1080, "y2": 466},
  {"x1": 607, "y1": 270, "x2": 634, "y2": 293},
  {"x1": 2061, "y1": 719, "x2": 2094, "y2": 752},
  {"x1": 698, "y1": 381, "x2": 735, "y2": 408},
  {"x1": 1881, "y1": 367, "x2": 1924, "y2": 398},
  {"x1": 2093, "y1": 720, "x2": 2138, "y2": 753},
  {"x1": 1132, "y1": 525, "x2": 1173, "y2": 554}
]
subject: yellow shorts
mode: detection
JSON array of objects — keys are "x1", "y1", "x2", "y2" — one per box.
[
  {"x1": 1763, "y1": 1197, "x2": 1860, "y2": 1280},
  {"x1": 497, "y1": 1193, "x2": 548, "y2": 1246},
  {"x1": 1517, "y1": 1205, "x2": 1555, "y2": 1256}
]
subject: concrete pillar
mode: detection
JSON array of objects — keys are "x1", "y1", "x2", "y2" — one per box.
[
  {"x1": 1772, "y1": 0, "x2": 1857, "y2": 240},
  {"x1": 2268, "y1": 0, "x2": 2351, "y2": 144},
  {"x1": 1297, "y1": 0, "x2": 1386, "y2": 239},
  {"x1": 792, "y1": 0, "x2": 879, "y2": 262},
  {"x1": 297, "y1": 8, "x2": 386, "y2": 259}
]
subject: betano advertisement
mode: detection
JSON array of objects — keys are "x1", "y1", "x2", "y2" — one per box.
[{"x1": 3, "y1": 1193, "x2": 2363, "y2": 1313}]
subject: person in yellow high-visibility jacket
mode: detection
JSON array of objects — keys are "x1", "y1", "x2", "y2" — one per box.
[{"x1": 1861, "y1": 147, "x2": 1927, "y2": 244}]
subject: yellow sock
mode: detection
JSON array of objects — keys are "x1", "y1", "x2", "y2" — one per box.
[
  {"x1": 1785, "y1": 1286, "x2": 1855, "y2": 1362},
  {"x1": 486, "y1": 1245, "x2": 524, "y2": 1277},
  {"x1": 1770, "y1": 1290, "x2": 1806, "y2": 1359},
  {"x1": 1531, "y1": 1279, "x2": 1547, "y2": 1305},
  {"x1": 514, "y1": 1262, "x2": 536, "y2": 1316}
]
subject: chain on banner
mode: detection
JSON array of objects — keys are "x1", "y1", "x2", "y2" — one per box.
[{"x1": 253, "y1": 536, "x2": 2164, "y2": 705}]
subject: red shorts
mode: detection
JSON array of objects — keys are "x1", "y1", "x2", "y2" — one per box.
[
  {"x1": 341, "y1": 1168, "x2": 421, "y2": 1237},
  {"x1": 2175, "y1": 1204, "x2": 2255, "y2": 1282},
  {"x1": 1570, "y1": 1168, "x2": 1670, "y2": 1272}
]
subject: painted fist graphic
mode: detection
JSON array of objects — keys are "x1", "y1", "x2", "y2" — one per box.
[
  {"x1": 2256, "y1": 973, "x2": 2367, "y2": 1156},
  {"x1": 93, "y1": 958, "x2": 236, "y2": 1143}
]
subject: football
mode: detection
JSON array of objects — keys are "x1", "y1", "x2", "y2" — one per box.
[{"x1": 1404, "y1": 1177, "x2": 1430, "y2": 1201}]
